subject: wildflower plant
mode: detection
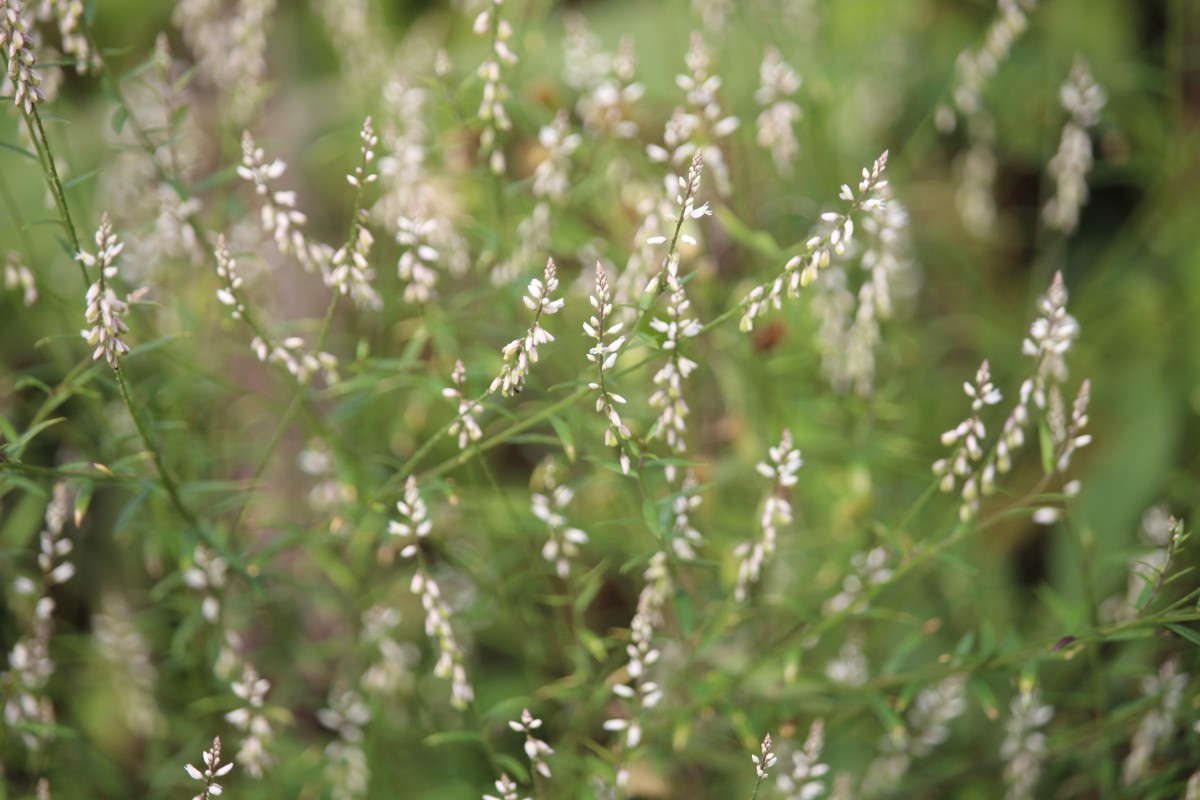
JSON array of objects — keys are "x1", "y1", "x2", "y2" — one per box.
[{"x1": 0, "y1": 2, "x2": 1196, "y2": 799}]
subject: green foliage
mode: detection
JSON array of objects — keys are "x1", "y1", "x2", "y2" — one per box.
[{"x1": 1, "y1": 1, "x2": 1199, "y2": 799}]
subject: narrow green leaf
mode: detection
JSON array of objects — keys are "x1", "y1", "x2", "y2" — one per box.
[
  {"x1": 1165, "y1": 623, "x2": 1200, "y2": 648},
  {"x1": 112, "y1": 106, "x2": 128, "y2": 134},
  {"x1": 548, "y1": 414, "x2": 576, "y2": 463}
]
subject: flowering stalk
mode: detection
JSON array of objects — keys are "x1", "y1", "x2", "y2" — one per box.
[
  {"x1": 388, "y1": 477, "x2": 473, "y2": 709},
  {"x1": 932, "y1": 361, "x2": 1002, "y2": 522},
  {"x1": 508, "y1": 708, "x2": 554, "y2": 781},
  {"x1": 739, "y1": 152, "x2": 889, "y2": 331},
  {"x1": 750, "y1": 733, "x2": 778, "y2": 800},
  {"x1": 734, "y1": 429, "x2": 803, "y2": 602},
  {"x1": 531, "y1": 468, "x2": 589, "y2": 579},
  {"x1": 603, "y1": 551, "x2": 670, "y2": 783},
  {"x1": 490, "y1": 258, "x2": 565, "y2": 397},
  {"x1": 473, "y1": 0, "x2": 517, "y2": 176},
  {"x1": 225, "y1": 663, "x2": 276, "y2": 778},
  {"x1": 185, "y1": 737, "x2": 234, "y2": 800},
  {"x1": 443, "y1": 360, "x2": 484, "y2": 452},
  {"x1": 584, "y1": 263, "x2": 633, "y2": 473}
]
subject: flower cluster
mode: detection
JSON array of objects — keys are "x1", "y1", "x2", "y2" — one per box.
[
  {"x1": 932, "y1": 361, "x2": 1002, "y2": 521},
  {"x1": 648, "y1": 32, "x2": 739, "y2": 196},
  {"x1": 318, "y1": 686, "x2": 372, "y2": 800},
  {"x1": 1121, "y1": 656, "x2": 1189, "y2": 786},
  {"x1": 754, "y1": 47, "x2": 802, "y2": 174},
  {"x1": 584, "y1": 264, "x2": 632, "y2": 473},
  {"x1": 823, "y1": 546, "x2": 893, "y2": 616},
  {"x1": 4, "y1": 484, "x2": 74, "y2": 755},
  {"x1": 1043, "y1": 58, "x2": 1106, "y2": 233},
  {"x1": 183, "y1": 545, "x2": 228, "y2": 625},
  {"x1": 509, "y1": 708, "x2": 554, "y2": 779},
  {"x1": 443, "y1": 361, "x2": 484, "y2": 452},
  {"x1": 490, "y1": 258, "x2": 565, "y2": 397},
  {"x1": 483, "y1": 773, "x2": 529, "y2": 800},
  {"x1": 563, "y1": 15, "x2": 643, "y2": 139},
  {"x1": 753, "y1": 733, "x2": 779, "y2": 781},
  {"x1": 668, "y1": 472, "x2": 705, "y2": 560},
  {"x1": 1000, "y1": 682, "x2": 1054, "y2": 800},
  {"x1": 214, "y1": 235, "x2": 247, "y2": 320},
  {"x1": 734, "y1": 429, "x2": 803, "y2": 602},
  {"x1": 0, "y1": 0, "x2": 47, "y2": 112},
  {"x1": 777, "y1": 720, "x2": 830, "y2": 800},
  {"x1": 78, "y1": 214, "x2": 132, "y2": 369},
  {"x1": 863, "y1": 675, "x2": 967, "y2": 794},
  {"x1": 250, "y1": 334, "x2": 339, "y2": 387},
  {"x1": 739, "y1": 152, "x2": 890, "y2": 332},
  {"x1": 237, "y1": 131, "x2": 334, "y2": 275},
  {"x1": 474, "y1": 0, "x2": 517, "y2": 175},
  {"x1": 225, "y1": 663, "x2": 276, "y2": 778},
  {"x1": 174, "y1": 0, "x2": 276, "y2": 125},
  {"x1": 5, "y1": 250, "x2": 36, "y2": 306},
  {"x1": 604, "y1": 552, "x2": 670, "y2": 761},
  {"x1": 185, "y1": 736, "x2": 234, "y2": 800},
  {"x1": 648, "y1": 256, "x2": 702, "y2": 480},
  {"x1": 389, "y1": 478, "x2": 473, "y2": 709},
  {"x1": 531, "y1": 467, "x2": 589, "y2": 579}
]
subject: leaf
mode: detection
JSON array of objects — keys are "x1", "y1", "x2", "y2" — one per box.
[
  {"x1": 969, "y1": 676, "x2": 999, "y2": 720},
  {"x1": 675, "y1": 586, "x2": 695, "y2": 637},
  {"x1": 548, "y1": 414, "x2": 576, "y2": 463},
  {"x1": 422, "y1": 730, "x2": 483, "y2": 748},
  {"x1": 1165, "y1": 623, "x2": 1200, "y2": 648},
  {"x1": 111, "y1": 106, "x2": 128, "y2": 134}
]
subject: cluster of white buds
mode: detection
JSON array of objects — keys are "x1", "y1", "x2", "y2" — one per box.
[
  {"x1": 604, "y1": 552, "x2": 669, "y2": 775},
  {"x1": 648, "y1": 256, "x2": 702, "y2": 481},
  {"x1": 864, "y1": 675, "x2": 967, "y2": 793},
  {"x1": 1000, "y1": 681, "x2": 1054, "y2": 800},
  {"x1": 1043, "y1": 58, "x2": 1106, "y2": 233},
  {"x1": 396, "y1": 215, "x2": 444, "y2": 304},
  {"x1": 0, "y1": 0, "x2": 48, "y2": 112},
  {"x1": 825, "y1": 632, "x2": 868, "y2": 687},
  {"x1": 38, "y1": 0, "x2": 99, "y2": 74},
  {"x1": 359, "y1": 605, "x2": 418, "y2": 697},
  {"x1": 669, "y1": 473, "x2": 705, "y2": 560},
  {"x1": 185, "y1": 736, "x2": 234, "y2": 800},
  {"x1": 509, "y1": 708, "x2": 554, "y2": 779},
  {"x1": 78, "y1": 214, "x2": 132, "y2": 369},
  {"x1": 982, "y1": 272, "x2": 1084, "y2": 494},
  {"x1": 237, "y1": 131, "x2": 334, "y2": 275},
  {"x1": 648, "y1": 32, "x2": 739, "y2": 196},
  {"x1": 583, "y1": 264, "x2": 632, "y2": 473},
  {"x1": 740, "y1": 152, "x2": 889, "y2": 332},
  {"x1": 753, "y1": 733, "x2": 779, "y2": 781},
  {"x1": 214, "y1": 235, "x2": 247, "y2": 320},
  {"x1": 933, "y1": 361, "x2": 1002, "y2": 521},
  {"x1": 1122, "y1": 656, "x2": 1188, "y2": 787},
  {"x1": 389, "y1": 478, "x2": 473, "y2": 709},
  {"x1": 183, "y1": 544, "x2": 228, "y2": 625},
  {"x1": 532, "y1": 111, "x2": 581, "y2": 202},
  {"x1": 5, "y1": 250, "x2": 37, "y2": 306},
  {"x1": 490, "y1": 258, "x2": 565, "y2": 396},
  {"x1": 483, "y1": 773, "x2": 529, "y2": 800},
  {"x1": 225, "y1": 663, "x2": 276, "y2": 778},
  {"x1": 755, "y1": 47, "x2": 803, "y2": 174},
  {"x1": 824, "y1": 546, "x2": 893, "y2": 616},
  {"x1": 531, "y1": 469, "x2": 589, "y2": 579},
  {"x1": 317, "y1": 686, "x2": 371, "y2": 800},
  {"x1": 563, "y1": 15, "x2": 643, "y2": 139},
  {"x1": 329, "y1": 210, "x2": 381, "y2": 311},
  {"x1": 777, "y1": 720, "x2": 830, "y2": 800},
  {"x1": 474, "y1": 0, "x2": 517, "y2": 175},
  {"x1": 443, "y1": 361, "x2": 484, "y2": 451},
  {"x1": 5, "y1": 484, "x2": 73, "y2": 755},
  {"x1": 347, "y1": 116, "x2": 378, "y2": 189},
  {"x1": 389, "y1": 476, "x2": 432, "y2": 559},
  {"x1": 734, "y1": 429, "x2": 803, "y2": 602},
  {"x1": 250, "y1": 334, "x2": 339, "y2": 386},
  {"x1": 944, "y1": 0, "x2": 1039, "y2": 122}
]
